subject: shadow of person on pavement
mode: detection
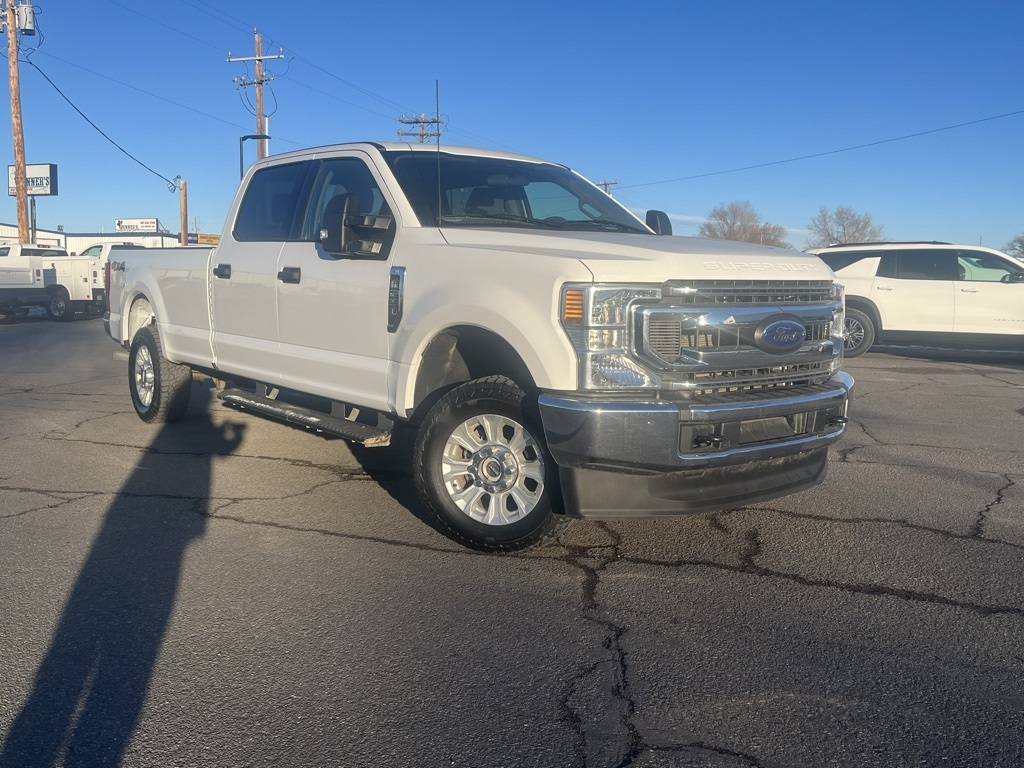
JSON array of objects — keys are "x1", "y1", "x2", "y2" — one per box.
[{"x1": 0, "y1": 415, "x2": 244, "y2": 768}]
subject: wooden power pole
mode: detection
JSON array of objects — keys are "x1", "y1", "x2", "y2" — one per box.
[
  {"x1": 254, "y1": 32, "x2": 265, "y2": 159},
  {"x1": 179, "y1": 180, "x2": 188, "y2": 246},
  {"x1": 228, "y1": 30, "x2": 282, "y2": 161},
  {"x1": 6, "y1": 2, "x2": 29, "y2": 242},
  {"x1": 397, "y1": 114, "x2": 443, "y2": 143}
]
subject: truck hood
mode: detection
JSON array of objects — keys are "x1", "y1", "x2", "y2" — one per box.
[{"x1": 438, "y1": 229, "x2": 832, "y2": 282}]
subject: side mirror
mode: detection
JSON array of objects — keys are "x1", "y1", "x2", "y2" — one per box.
[
  {"x1": 319, "y1": 192, "x2": 361, "y2": 256},
  {"x1": 646, "y1": 210, "x2": 672, "y2": 236}
]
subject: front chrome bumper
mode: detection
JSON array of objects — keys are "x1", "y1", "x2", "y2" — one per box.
[{"x1": 538, "y1": 372, "x2": 853, "y2": 518}]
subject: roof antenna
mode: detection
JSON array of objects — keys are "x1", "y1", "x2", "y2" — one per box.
[{"x1": 436, "y1": 79, "x2": 443, "y2": 228}]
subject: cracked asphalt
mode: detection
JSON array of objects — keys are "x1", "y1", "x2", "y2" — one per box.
[{"x1": 1, "y1": 318, "x2": 1023, "y2": 768}]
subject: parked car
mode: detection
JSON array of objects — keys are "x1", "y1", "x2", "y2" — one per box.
[{"x1": 811, "y1": 241, "x2": 1024, "y2": 356}]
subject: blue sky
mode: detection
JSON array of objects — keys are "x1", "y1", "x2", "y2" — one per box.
[{"x1": 2, "y1": 0, "x2": 1022, "y2": 250}]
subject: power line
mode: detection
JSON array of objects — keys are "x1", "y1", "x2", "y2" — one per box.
[
  {"x1": 22, "y1": 56, "x2": 181, "y2": 191},
  {"x1": 34, "y1": 51, "x2": 248, "y2": 132},
  {"x1": 104, "y1": 0, "x2": 224, "y2": 53},
  {"x1": 618, "y1": 108, "x2": 1024, "y2": 190},
  {"x1": 170, "y1": 0, "x2": 417, "y2": 117},
  {"x1": 178, "y1": 0, "x2": 250, "y2": 34}
]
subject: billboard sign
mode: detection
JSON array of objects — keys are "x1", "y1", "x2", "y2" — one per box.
[
  {"x1": 116, "y1": 218, "x2": 160, "y2": 233},
  {"x1": 8, "y1": 163, "x2": 58, "y2": 196}
]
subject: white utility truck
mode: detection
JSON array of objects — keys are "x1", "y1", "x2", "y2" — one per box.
[
  {"x1": 105, "y1": 142, "x2": 853, "y2": 551},
  {"x1": 0, "y1": 243, "x2": 104, "y2": 321}
]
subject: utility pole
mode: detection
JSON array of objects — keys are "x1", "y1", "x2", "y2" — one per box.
[
  {"x1": 5, "y1": 1, "x2": 29, "y2": 242},
  {"x1": 179, "y1": 180, "x2": 188, "y2": 246},
  {"x1": 228, "y1": 30, "x2": 283, "y2": 160},
  {"x1": 596, "y1": 180, "x2": 619, "y2": 196},
  {"x1": 397, "y1": 114, "x2": 443, "y2": 143}
]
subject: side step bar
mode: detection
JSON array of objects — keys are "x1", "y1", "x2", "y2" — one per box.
[{"x1": 218, "y1": 387, "x2": 392, "y2": 447}]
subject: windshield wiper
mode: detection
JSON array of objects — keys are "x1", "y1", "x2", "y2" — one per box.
[
  {"x1": 439, "y1": 214, "x2": 572, "y2": 230},
  {"x1": 556, "y1": 219, "x2": 649, "y2": 234}
]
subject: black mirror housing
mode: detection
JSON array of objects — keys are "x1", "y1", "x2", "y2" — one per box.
[
  {"x1": 319, "y1": 192, "x2": 361, "y2": 256},
  {"x1": 646, "y1": 210, "x2": 672, "y2": 236}
]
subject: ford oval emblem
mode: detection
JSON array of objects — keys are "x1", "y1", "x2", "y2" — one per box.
[{"x1": 755, "y1": 317, "x2": 806, "y2": 354}]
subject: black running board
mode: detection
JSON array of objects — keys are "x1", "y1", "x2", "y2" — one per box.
[{"x1": 218, "y1": 388, "x2": 391, "y2": 446}]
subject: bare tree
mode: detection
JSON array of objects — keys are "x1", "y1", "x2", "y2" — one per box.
[
  {"x1": 805, "y1": 206, "x2": 884, "y2": 248},
  {"x1": 1004, "y1": 232, "x2": 1024, "y2": 258},
  {"x1": 698, "y1": 201, "x2": 791, "y2": 248}
]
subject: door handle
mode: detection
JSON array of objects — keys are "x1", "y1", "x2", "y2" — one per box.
[
  {"x1": 959, "y1": 287, "x2": 980, "y2": 293},
  {"x1": 875, "y1": 285, "x2": 894, "y2": 291},
  {"x1": 277, "y1": 266, "x2": 301, "y2": 284},
  {"x1": 213, "y1": 264, "x2": 231, "y2": 279}
]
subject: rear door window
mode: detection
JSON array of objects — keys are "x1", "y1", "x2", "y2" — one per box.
[
  {"x1": 890, "y1": 250, "x2": 958, "y2": 280},
  {"x1": 234, "y1": 161, "x2": 312, "y2": 241},
  {"x1": 818, "y1": 250, "x2": 882, "y2": 272}
]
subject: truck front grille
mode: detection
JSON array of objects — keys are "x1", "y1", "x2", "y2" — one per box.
[
  {"x1": 635, "y1": 279, "x2": 841, "y2": 397},
  {"x1": 648, "y1": 318, "x2": 832, "y2": 358},
  {"x1": 664, "y1": 361, "x2": 833, "y2": 395},
  {"x1": 664, "y1": 279, "x2": 835, "y2": 305}
]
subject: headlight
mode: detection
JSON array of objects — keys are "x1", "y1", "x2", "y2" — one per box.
[
  {"x1": 832, "y1": 283, "x2": 846, "y2": 359},
  {"x1": 560, "y1": 284, "x2": 662, "y2": 390}
]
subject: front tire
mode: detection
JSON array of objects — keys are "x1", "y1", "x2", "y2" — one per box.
[
  {"x1": 128, "y1": 325, "x2": 192, "y2": 423},
  {"x1": 413, "y1": 376, "x2": 567, "y2": 552},
  {"x1": 843, "y1": 308, "x2": 875, "y2": 358}
]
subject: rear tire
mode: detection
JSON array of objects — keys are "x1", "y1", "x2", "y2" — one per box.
[
  {"x1": 843, "y1": 308, "x2": 875, "y2": 358},
  {"x1": 413, "y1": 376, "x2": 567, "y2": 552},
  {"x1": 128, "y1": 325, "x2": 192, "y2": 423},
  {"x1": 46, "y1": 288, "x2": 74, "y2": 322}
]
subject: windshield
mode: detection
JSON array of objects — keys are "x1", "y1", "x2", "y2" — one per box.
[{"x1": 381, "y1": 150, "x2": 649, "y2": 234}]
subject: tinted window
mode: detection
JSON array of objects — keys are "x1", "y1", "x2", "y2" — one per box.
[
  {"x1": 80, "y1": 246, "x2": 102, "y2": 259},
  {"x1": 877, "y1": 252, "x2": 897, "y2": 278},
  {"x1": 382, "y1": 151, "x2": 647, "y2": 232},
  {"x1": 23, "y1": 248, "x2": 69, "y2": 258},
  {"x1": 818, "y1": 251, "x2": 882, "y2": 272},
  {"x1": 894, "y1": 250, "x2": 958, "y2": 280},
  {"x1": 0, "y1": 247, "x2": 9, "y2": 257},
  {"x1": 234, "y1": 162, "x2": 311, "y2": 241},
  {"x1": 300, "y1": 158, "x2": 389, "y2": 241}
]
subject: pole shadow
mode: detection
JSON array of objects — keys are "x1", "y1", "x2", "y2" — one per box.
[{"x1": 0, "y1": 413, "x2": 244, "y2": 767}]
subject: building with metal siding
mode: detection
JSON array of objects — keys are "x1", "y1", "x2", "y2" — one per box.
[{"x1": 0, "y1": 223, "x2": 182, "y2": 254}]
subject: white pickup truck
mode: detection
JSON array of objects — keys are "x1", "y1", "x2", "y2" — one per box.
[
  {"x1": 0, "y1": 243, "x2": 105, "y2": 321},
  {"x1": 105, "y1": 142, "x2": 853, "y2": 551}
]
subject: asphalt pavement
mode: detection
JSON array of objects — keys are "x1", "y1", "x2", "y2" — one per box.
[{"x1": 1, "y1": 317, "x2": 1022, "y2": 767}]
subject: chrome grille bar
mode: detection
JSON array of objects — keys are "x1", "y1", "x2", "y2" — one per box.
[{"x1": 664, "y1": 279, "x2": 835, "y2": 305}]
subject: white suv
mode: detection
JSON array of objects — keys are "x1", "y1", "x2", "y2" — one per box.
[{"x1": 811, "y1": 242, "x2": 1024, "y2": 357}]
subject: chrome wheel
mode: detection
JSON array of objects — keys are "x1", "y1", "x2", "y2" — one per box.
[
  {"x1": 133, "y1": 343, "x2": 156, "y2": 410},
  {"x1": 844, "y1": 316, "x2": 866, "y2": 352},
  {"x1": 441, "y1": 413, "x2": 545, "y2": 526}
]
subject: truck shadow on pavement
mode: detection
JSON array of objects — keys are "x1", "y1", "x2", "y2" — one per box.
[
  {"x1": 0, "y1": 412, "x2": 245, "y2": 768},
  {"x1": 347, "y1": 427, "x2": 454, "y2": 540}
]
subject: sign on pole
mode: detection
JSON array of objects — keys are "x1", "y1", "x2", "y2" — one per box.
[{"x1": 8, "y1": 163, "x2": 58, "y2": 196}]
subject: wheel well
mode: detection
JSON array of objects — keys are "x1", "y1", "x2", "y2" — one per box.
[
  {"x1": 410, "y1": 326, "x2": 536, "y2": 423},
  {"x1": 846, "y1": 297, "x2": 881, "y2": 332},
  {"x1": 126, "y1": 296, "x2": 156, "y2": 344}
]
